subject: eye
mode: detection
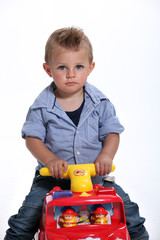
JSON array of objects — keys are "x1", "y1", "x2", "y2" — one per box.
[
  {"x1": 76, "y1": 65, "x2": 84, "y2": 70},
  {"x1": 58, "y1": 65, "x2": 66, "y2": 70}
]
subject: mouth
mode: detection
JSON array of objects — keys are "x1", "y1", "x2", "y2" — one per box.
[{"x1": 65, "y1": 82, "x2": 77, "y2": 86}]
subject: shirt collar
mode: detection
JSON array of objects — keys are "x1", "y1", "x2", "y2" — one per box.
[
  {"x1": 84, "y1": 82, "x2": 107, "y2": 105},
  {"x1": 30, "y1": 81, "x2": 107, "y2": 110}
]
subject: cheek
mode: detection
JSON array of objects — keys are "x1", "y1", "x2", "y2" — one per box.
[
  {"x1": 78, "y1": 72, "x2": 89, "y2": 82},
  {"x1": 52, "y1": 72, "x2": 65, "y2": 81}
]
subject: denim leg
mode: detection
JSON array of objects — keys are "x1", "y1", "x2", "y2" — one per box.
[
  {"x1": 5, "y1": 172, "x2": 70, "y2": 240},
  {"x1": 103, "y1": 181, "x2": 149, "y2": 240}
]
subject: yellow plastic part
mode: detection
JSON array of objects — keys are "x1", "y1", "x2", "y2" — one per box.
[
  {"x1": 111, "y1": 164, "x2": 115, "y2": 172},
  {"x1": 40, "y1": 167, "x2": 51, "y2": 176},
  {"x1": 79, "y1": 192, "x2": 92, "y2": 197},
  {"x1": 40, "y1": 164, "x2": 115, "y2": 193},
  {"x1": 64, "y1": 164, "x2": 96, "y2": 192}
]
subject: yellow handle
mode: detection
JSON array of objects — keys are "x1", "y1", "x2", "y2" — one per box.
[
  {"x1": 40, "y1": 164, "x2": 115, "y2": 193},
  {"x1": 40, "y1": 164, "x2": 115, "y2": 177},
  {"x1": 40, "y1": 167, "x2": 51, "y2": 176},
  {"x1": 111, "y1": 164, "x2": 115, "y2": 172}
]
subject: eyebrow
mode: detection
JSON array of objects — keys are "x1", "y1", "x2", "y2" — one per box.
[{"x1": 56, "y1": 62, "x2": 85, "y2": 66}]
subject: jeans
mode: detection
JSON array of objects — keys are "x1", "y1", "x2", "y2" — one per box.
[
  {"x1": 5, "y1": 172, "x2": 70, "y2": 240},
  {"x1": 5, "y1": 172, "x2": 149, "y2": 240}
]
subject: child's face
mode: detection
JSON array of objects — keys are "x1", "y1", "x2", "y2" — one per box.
[{"x1": 43, "y1": 47, "x2": 95, "y2": 97}]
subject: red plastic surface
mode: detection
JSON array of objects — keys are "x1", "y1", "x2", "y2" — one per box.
[{"x1": 38, "y1": 185, "x2": 130, "y2": 240}]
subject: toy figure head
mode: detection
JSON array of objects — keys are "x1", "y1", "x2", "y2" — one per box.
[
  {"x1": 78, "y1": 205, "x2": 90, "y2": 217},
  {"x1": 62, "y1": 209, "x2": 78, "y2": 220},
  {"x1": 93, "y1": 207, "x2": 108, "y2": 218}
]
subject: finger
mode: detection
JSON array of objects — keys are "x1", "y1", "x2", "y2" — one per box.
[
  {"x1": 53, "y1": 164, "x2": 59, "y2": 179},
  {"x1": 108, "y1": 166, "x2": 112, "y2": 174},
  {"x1": 50, "y1": 166, "x2": 56, "y2": 178},
  {"x1": 107, "y1": 164, "x2": 112, "y2": 174},
  {"x1": 104, "y1": 164, "x2": 109, "y2": 175},
  {"x1": 95, "y1": 162, "x2": 100, "y2": 175},
  {"x1": 63, "y1": 161, "x2": 68, "y2": 173},
  {"x1": 58, "y1": 163, "x2": 64, "y2": 179},
  {"x1": 99, "y1": 164, "x2": 105, "y2": 176}
]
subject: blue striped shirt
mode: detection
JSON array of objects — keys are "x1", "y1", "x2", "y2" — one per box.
[{"x1": 22, "y1": 82, "x2": 124, "y2": 184}]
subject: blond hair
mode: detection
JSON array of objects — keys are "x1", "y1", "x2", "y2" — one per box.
[{"x1": 44, "y1": 27, "x2": 93, "y2": 64}]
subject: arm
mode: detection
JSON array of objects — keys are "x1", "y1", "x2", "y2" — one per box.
[
  {"x1": 95, "y1": 133, "x2": 119, "y2": 176},
  {"x1": 25, "y1": 136, "x2": 68, "y2": 179}
]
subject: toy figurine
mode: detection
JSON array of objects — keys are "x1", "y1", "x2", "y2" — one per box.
[
  {"x1": 59, "y1": 209, "x2": 79, "y2": 227},
  {"x1": 78, "y1": 205, "x2": 91, "y2": 225},
  {"x1": 91, "y1": 207, "x2": 110, "y2": 224}
]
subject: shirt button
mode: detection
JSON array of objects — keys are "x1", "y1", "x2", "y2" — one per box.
[{"x1": 77, "y1": 151, "x2": 80, "y2": 155}]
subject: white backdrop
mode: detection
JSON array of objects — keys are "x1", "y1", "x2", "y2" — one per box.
[{"x1": 0, "y1": 0, "x2": 160, "y2": 239}]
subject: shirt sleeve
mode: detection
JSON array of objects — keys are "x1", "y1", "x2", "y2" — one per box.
[
  {"x1": 99, "y1": 99, "x2": 124, "y2": 141},
  {"x1": 21, "y1": 108, "x2": 46, "y2": 141}
]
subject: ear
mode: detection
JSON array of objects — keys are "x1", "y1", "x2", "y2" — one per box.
[
  {"x1": 43, "y1": 63, "x2": 52, "y2": 77},
  {"x1": 89, "y1": 62, "x2": 95, "y2": 74}
]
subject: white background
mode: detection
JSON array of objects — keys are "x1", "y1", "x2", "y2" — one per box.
[{"x1": 0, "y1": 0, "x2": 160, "y2": 239}]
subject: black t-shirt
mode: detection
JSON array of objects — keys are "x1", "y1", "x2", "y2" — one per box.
[{"x1": 66, "y1": 100, "x2": 85, "y2": 126}]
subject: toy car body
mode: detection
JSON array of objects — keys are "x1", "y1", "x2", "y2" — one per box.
[{"x1": 38, "y1": 164, "x2": 130, "y2": 240}]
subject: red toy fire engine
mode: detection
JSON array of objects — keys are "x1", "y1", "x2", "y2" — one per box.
[{"x1": 38, "y1": 164, "x2": 130, "y2": 240}]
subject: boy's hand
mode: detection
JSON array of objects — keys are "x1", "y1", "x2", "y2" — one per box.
[
  {"x1": 46, "y1": 157, "x2": 68, "y2": 179},
  {"x1": 95, "y1": 153, "x2": 113, "y2": 176},
  {"x1": 95, "y1": 133, "x2": 119, "y2": 176}
]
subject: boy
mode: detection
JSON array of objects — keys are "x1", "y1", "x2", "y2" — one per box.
[{"x1": 5, "y1": 27, "x2": 149, "y2": 240}]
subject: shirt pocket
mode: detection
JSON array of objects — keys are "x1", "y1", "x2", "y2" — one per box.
[{"x1": 87, "y1": 116, "x2": 99, "y2": 143}]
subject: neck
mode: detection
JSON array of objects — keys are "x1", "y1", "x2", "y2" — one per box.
[{"x1": 54, "y1": 88, "x2": 84, "y2": 111}]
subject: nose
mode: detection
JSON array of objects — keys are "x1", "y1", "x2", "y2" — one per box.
[{"x1": 66, "y1": 68, "x2": 75, "y2": 78}]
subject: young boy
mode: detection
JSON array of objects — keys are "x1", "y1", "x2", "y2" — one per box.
[{"x1": 5, "y1": 27, "x2": 149, "y2": 240}]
